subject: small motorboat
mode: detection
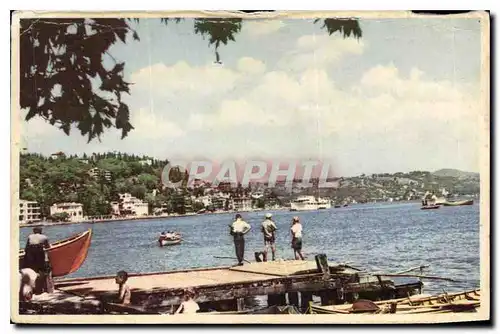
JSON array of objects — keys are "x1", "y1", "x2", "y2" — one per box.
[
  {"x1": 442, "y1": 199, "x2": 474, "y2": 206},
  {"x1": 19, "y1": 229, "x2": 92, "y2": 277},
  {"x1": 421, "y1": 205, "x2": 440, "y2": 210},
  {"x1": 158, "y1": 232, "x2": 182, "y2": 247}
]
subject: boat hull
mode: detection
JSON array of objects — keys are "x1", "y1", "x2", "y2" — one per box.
[
  {"x1": 159, "y1": 238, "x2": 182, "y2": 247},
  {"x1": 308, "y1": 289, "x2": 480, "y2": 315},
  {"x1": 290, "y1": 202, "x2": 331, "y2": 211},
  {"x1": 421, "y1": 205, "x2": 440, "y2": 210},
  {"x1": 443, "y1": 200, "x2": 474, "y2": 206},
  {"x1": 19, "y1": 229, "x2": 92, "y2": 277}
]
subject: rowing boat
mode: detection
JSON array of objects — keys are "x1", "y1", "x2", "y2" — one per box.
[
  {"x1": 308, "y1": 289, "x2": 480, "y2": 314},
  {"x1": 19, "y1": 229, "x2": 92, "y2": 277},
  {"x1": 442, "y1": 200, "x2": 474, "y2": 206},
  {"x1": 158, "y1": 238, "x2": 182, "y2": 247}
]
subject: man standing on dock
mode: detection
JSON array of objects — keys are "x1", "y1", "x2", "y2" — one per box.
[
  {"x1": 261, "y1": 213, "x2": 277, "y2": 261},
  {"x1": 291, "y1": 217, "x2": 304, "y2": 260},
  {"x1": 229, "y1": 213, "x2": 251, "y2": 266}
]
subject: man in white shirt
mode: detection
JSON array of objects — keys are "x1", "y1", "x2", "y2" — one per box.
[
  {"x1": 261, "y1": 213, "x2": 278, "y2": 261},
  {"x1": 290, "y1": 216, "x2": 304, "y2": 260},
  {"x1": 229, "y1": 213, "x2": 251, "y2": 266}
]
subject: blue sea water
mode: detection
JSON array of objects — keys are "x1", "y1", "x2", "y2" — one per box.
[{"x1": 19, "y1": 202, "x2": 481, "y2": 294}]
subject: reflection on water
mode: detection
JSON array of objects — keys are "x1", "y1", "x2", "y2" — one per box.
[{"x1": 19, "y1": 202, "x2": 480, "y2": 294}]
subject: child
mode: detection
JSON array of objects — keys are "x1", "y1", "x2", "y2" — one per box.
[
  {"x1": 175, "y1": 288, "x2": 200, "y2": 314},
  {"x1": 19, "y1": 267, "x2": 38, "y2": 302},
  {"x1": 115, "y1": 270, "x2": 131, "y2": 305}
]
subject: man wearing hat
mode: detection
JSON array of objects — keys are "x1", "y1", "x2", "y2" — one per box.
[{"x1": 261, "y1": 213, "x2": 278, "y2": 261}]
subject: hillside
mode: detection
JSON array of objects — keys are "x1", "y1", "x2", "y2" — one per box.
[{"x1": 432, "y1": 169, "x2": 479, "y2": 179}]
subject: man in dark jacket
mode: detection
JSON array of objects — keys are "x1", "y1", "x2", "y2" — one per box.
[{"x1": 22, "y1": 227, "x2": 53, "y2": 293}]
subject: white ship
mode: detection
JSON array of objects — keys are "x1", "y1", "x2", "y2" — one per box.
[{"x1": 290, "y1": 196, "x2": 331, "y2": 211}]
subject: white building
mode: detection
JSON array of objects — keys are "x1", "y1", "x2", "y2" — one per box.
[
  {"x1": 110, "y1": 201, "x2": 121, "y2": 215},
  {"x1": 18, "y1": 200, "x2": 41, "y2": 224},
  {"x1": 50, "y1": 202, "x2": 84, "y2": 222},
  {"x1": 231, "y1": 197, "x2": 252, "y2": 212},
  {"x1": 88, "y1": 167, "x2": 111, "y2": 181},
  {"x1": 251, "y1": 192, "x2": 264, "y2": 199},
  {"x1": 50, "y1": 151, "x2": 65, "y2": 159},
  {"x1": 116, "y1": 193, "x2": 149, "y2": 216},
  {"x1": 138, "y1": 159, "x2": 153, "y2": 166}
]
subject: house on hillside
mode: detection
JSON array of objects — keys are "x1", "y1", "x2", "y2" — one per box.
[
  {"x1": 50, "y1": 151, "x2": 66, "y2": 159},
  {"x1": 88, "y1": 167, "x2": 112, "y2": 181},
  {"x1": 139, "y1": 159, "x2": 153, "y2": 166}
]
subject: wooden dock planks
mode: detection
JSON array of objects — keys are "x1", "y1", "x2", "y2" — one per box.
[
  {"x1": 229, "y1": 260, "x2": 319, "y2": 276},
  {"x1": 56, "y1": 260, "x2": 320, "y2": 297}
]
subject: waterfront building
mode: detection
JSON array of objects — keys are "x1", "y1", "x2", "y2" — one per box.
[
  {"x1": 231, "y1": 197, "x2": 252, "y2": 212},
  {"x1": 115, "y1": 193, "x2": 149, "y2": 216},
  {"x1": 18, "y1": 200, "x2": 41, "y2": 223},
  {"x1": 50, "y1": 202, "x2": 84, "y2": 222}
]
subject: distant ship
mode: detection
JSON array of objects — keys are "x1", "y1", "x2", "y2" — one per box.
[{"x1": 290, "y1": 196, "x2": 331, "y2": 211}]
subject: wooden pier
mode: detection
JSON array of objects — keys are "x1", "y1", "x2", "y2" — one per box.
[{"x1": 38, "y1": 255, "x2": 423, "y2": 314}]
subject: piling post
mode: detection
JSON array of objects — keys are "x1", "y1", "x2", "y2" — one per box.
[
  {"x1": 300, "y1": 292, "x2": 313, "y2": 311},
  {"x1": 315, "y1": 254, "x2": 330, "y2": 280},
  {"x1": 236, "y1": 298, "x2": 245, "y2": 311},
  {"x1": 277, "y1": 293, "x2": 287, "y2": 305},
  {"x1": 288, "y1": 292, "x2": 299, "y2": 307},
  {"x1": 319, "y1": 291, "x2": 328, "y2": 306},
  {"x1": 267, "y1": 294, "x2": 277, "y2": 306}
]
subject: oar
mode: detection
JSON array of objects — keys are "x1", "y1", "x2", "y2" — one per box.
[
  {"x1": 372, "y1": 273, "x2": 462, "y2": 283},
  {"x1": 213, "y1": 256, "x2": 251, "y2": 264},
  {"x1": 395, "y1": 265, "x2": 430, "y2": 275}
]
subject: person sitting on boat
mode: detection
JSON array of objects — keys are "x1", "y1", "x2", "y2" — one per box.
[
  {"x1": 175, "y1": 288, "x2": 200, "y2": 314},
  {"x1": 261, "y1": 213, "x2": 278, "y2": 261},
  {"x1": 22, "y1": 227, "x2": 53, "y2": 294},
  {"x1": 115, "y1": 270, "x2": 131, "y2": 305},
  {"x1": 290, "y1": 217, "x2": 304, "y2": 260}
]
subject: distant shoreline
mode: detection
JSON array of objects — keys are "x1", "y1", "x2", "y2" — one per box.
[
  {"x1": 18, "y1": 207, "x2": 287, "y2": 228},
  {"x1": 18, "y1": 198, "x2": 477, "y2": 229}
]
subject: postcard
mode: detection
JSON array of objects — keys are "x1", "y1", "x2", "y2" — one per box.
[{"x1": 11, "y1": 10, "x2": 490, "y2": 324}]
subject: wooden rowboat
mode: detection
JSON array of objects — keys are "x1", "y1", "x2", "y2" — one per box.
[
  {"x1": 19, "y1": 229, "x2": 92, "y2": 277},
  {"x1": 421, "y1": 205, "x2": 440, "y2": 210},
  {"x1": 308, "y1": 289, "x2": 480, "y2": 315},
  {"x1": 442, "y1": 200, "x2": 474, "y2": 206}
]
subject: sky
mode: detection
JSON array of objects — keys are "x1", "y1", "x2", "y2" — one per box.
[{"x1": 20, "y1": 17, "x2": 483, "y2": 177}]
